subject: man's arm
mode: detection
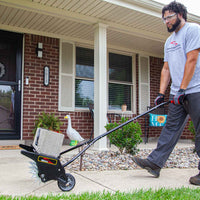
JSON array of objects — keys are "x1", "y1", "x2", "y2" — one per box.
[
  {"x1": 159, "y1": 62, "x2": 171, "y2": 94},
  {"x1": 180, "y1": 48, "x2": 200, "y2": 89}
]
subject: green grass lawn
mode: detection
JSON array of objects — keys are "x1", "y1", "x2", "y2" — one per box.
[{"x1": 1, "y1": 188, "x2": 200, "y2": 200}]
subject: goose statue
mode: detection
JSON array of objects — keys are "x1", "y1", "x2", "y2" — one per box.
[{"x1": 64, "y1": 115, "x2": 84, "y2": 142}]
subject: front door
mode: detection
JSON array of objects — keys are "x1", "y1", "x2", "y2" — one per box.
[{"x1": 0, "y1": 30, "x2": 22, "y2": 139}]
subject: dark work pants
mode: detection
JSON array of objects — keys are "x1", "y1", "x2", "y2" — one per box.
[{"x1": 147, "y1": 93, "x2": 200, "y2": 170}]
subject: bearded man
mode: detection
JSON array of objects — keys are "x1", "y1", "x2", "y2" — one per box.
[{"x1": 133, "y1": 1, "x2": 200, "y2": 185}]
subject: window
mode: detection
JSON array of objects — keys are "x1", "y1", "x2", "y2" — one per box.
[
  {"x1": 109, "y1": 53, "x2": 133, "y2": 111},
  {"x1": 60, "y1": 42, "x2": 136, "y2": 112},
  {"x1": 75, "y1": 47, "x2": 94, "y2": 108}
]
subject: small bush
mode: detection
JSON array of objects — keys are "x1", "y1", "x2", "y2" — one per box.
[{"x1": 105, "y1": 117, "x2": 142, "y2": 155}]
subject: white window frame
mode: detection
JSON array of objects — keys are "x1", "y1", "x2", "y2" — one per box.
[
  {"x1": 107, "y1": 50, "x2": 136, "y2": 114},
  {"x1": 59, "y1": 41, "x2": 137, "y2": 113}
]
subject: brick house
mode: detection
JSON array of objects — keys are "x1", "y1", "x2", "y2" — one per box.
[{"x1": 0, "y1": 0, "x2": 199, "y2": 149}]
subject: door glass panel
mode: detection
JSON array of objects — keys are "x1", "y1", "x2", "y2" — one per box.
[
  {"x1": 0, "y1": 30, "x2": 22, "y2": 139},
  {"x1": 0, "y1": 43, "x2": 16, "y2": 82},
  {"x1": 0, "y1": 85, "x2": 15, "y2": 130}
]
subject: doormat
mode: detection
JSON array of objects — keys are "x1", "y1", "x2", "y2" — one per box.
[{"x1": 0, "y1": 145, "x2": 21, "y2": 150}]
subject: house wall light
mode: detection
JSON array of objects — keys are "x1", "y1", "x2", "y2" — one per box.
[{"x1": 36, "y1": 42, "x2": 43, "y2": 58}]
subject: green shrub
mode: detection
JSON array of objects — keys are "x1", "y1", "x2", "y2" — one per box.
[
  {"x1": 188, "y1": 120, "x2": 196, "y2": 152},
  {"x1": 188, "y1": 120, "x2": 195, "y2": 142},
  {"x1": 105, "y1": 117, "x2": 142, "y2": 155},
  {"x1": 33, "y1": 112, "x2": 63, "y2": 135}
]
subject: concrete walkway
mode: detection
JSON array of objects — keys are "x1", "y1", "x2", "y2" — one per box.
[{"x1": 0, "y1": 141, "x2": 199, "y2": 196}]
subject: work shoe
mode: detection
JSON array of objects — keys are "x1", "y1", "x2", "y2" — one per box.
[
  {"x1": 189, "y1": 173, "x2": 200, "y2": 185},
  {"x1": 132, "y1": 157, "x2": 161, "y2": 178}
]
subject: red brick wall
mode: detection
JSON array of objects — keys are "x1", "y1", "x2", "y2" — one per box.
[
  {"x1": 22, "y1": 34, "x2": 193, "y2": 142},
  {"x1": 23, "y1": 34, "x2": 93, "y2": 141}
]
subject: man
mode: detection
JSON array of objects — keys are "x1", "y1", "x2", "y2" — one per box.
[{"x1": 133, "y1": 1, "x2": 200, "y2": 185}]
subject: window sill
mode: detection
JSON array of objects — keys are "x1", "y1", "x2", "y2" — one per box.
[
  {"x1": 74, "y1": 108, "x2": 135, "y2": 116},
  {"x1": 107, "y1": 110, "x2": 133, "y2": 115}
]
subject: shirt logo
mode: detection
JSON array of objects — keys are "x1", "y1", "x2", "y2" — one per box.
[{"x1": 170, "y1": 41, "x2": 178, "y2": 46}]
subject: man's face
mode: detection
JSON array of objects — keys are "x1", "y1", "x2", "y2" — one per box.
[{"x1": 163, "y1": 11, "x2": 181, "y2": 32}]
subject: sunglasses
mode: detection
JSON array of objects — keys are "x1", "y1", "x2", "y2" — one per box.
[{"x1": 162, "y1": 13, "x2": 177, "y2": 23}]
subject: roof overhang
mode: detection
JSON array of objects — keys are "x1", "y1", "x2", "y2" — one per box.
[{"x1": 0, "y1": 0, "x2": 199, "y2": 57}]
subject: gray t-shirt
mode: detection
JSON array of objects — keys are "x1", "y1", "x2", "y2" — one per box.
[{"x1": 164, "y1": 22, "x2": 200, "y2": 95}]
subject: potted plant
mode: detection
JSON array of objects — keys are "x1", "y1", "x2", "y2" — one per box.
[{"x1": 33, "y1": 112, "x2": 63, "y2": 135}]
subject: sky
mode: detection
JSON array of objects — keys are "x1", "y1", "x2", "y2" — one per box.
[{"x1": 154, "y1": 0, "x2": 200, "y2": 16}]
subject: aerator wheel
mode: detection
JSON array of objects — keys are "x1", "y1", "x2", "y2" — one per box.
[{"x1": 57, "y1": 173, "x2": 76, "y2": 192}]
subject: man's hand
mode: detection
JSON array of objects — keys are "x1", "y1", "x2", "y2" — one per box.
[
  {"x1": 173, "y1": 89, "x2": 185, "y2": 105},
  {"x1": 154, "y1": 93, "x2": 165, "y2": 105}
]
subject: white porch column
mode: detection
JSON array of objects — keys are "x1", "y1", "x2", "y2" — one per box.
[{"x1": 93, "y1": 23, "x2": 108, "y2": 151}]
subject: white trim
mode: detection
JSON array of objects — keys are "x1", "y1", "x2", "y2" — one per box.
[
  {"x1": 75, "y1": 43, "x2": 94, "y2": 50},
  {"x1": 107, "y1": 44, "x2": 164, "y2": 58},
  {"x1": 77, "y1": 42, "x2": 164, "y2": 58},
  {"x1": 58, "y1": 39, "x2": 62, "y2": 111},
  {"x1": 107, "y1": 48, "x2": 133, "y2": 57},
  {"x1": 138, "y1": 54, "x2": 150, "y2": 114},
  {"x1": 103, "y1": 0, "x2": 161, "y2": 17},
  {"x1": 132, "y1": 53, "x2": 136, "y2": 114},
  {"x1": 58, "y1": 40, "x2": 75, "y2": 111},
  {"x1": 109, "y1": 80, "x2": 133, "y2": 85},
  {"x1": 93, "y1": 23, "x2": 108, "y2": 150},
  {"x1": 0, "y1": 24, "x2": 164, "y2": 58}
]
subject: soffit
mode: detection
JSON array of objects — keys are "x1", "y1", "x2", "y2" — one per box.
[{"x1": 0, "y1": 0, "x2": 199, "y2": 57}]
